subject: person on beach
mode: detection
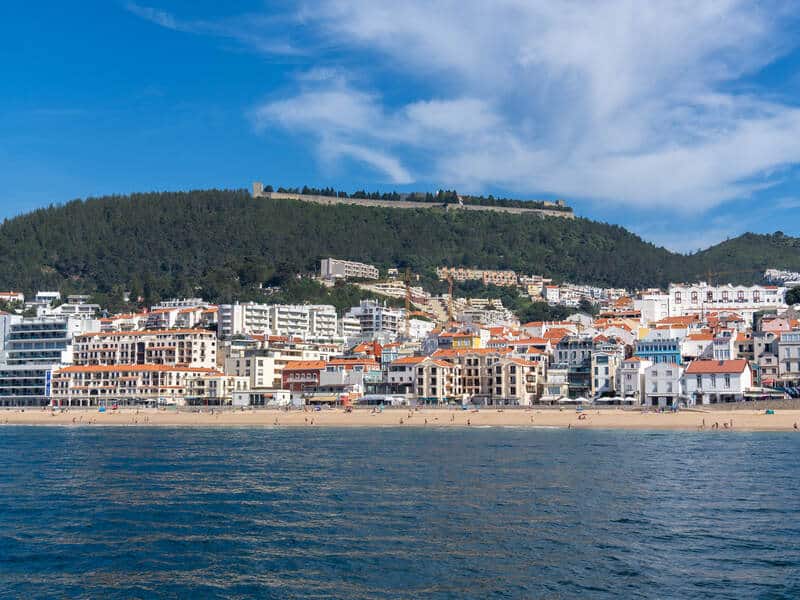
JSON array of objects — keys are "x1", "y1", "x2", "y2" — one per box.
[
  {"x1": 467, "y1": 419, "x2": 471, "y2": 426},
  {"x1": 794, "y1": 422, "x2": 798, "y2": 430}
]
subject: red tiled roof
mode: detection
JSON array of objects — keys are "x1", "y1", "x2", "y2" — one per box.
[{"x1": 685, "y1": 359, "x2": 749, "y2": 374}]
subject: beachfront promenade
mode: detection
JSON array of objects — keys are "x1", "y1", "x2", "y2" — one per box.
[{"x1": 3, "y1": 407, "x2": 799, "y2": 431}]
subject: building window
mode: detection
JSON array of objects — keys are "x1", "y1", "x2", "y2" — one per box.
[
  {"x1": 691, "y1": 292, "x2": 698, "y2": 303},
  {"x1": 675, "y1": 292, "x2": 681, "y2": 304},
  {"x1": 724, "y1": 374, "x2": 731, "y2": 389},
  {"x1": 696, "y1": 375, "x2": 702, "y2": 388}
]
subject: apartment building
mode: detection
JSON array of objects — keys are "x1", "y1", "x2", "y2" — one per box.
[
  {"x1": 186, "y1": 374, "x2": 250, "y2": 405},
  {"x1": 436, "y1": 267, "x2": 518, "y2": 287},
  {"x1": 753, "y1": 330, "x2": 780, "y2": 385},
  {"x1": 485, "y1": 357, "x2": 541, "y2": 405},
  {"x1": 100, "y1": 313, "x2": 149, "y2": 332},
  {"x1": 225, "y1": 346, "x2": 322, "y2": 389},
  {"x1": 218, "y1": 302, "x2": 271, "y2": 338},
  {"x1": 50, "y1": 364, "x2": 222, "y2": 406},
  {"x1": 217, "y1": 302, "x2": 339, "y2": 340},
  {"x1": 0, "y1": 317, "x2": 98, "y2": 407},
  {"x1": 414, "y1": 357, "x2": 462, "y2": 404},
  {"x1": 72, "y1": 329, "x2": 217, "y2": 369},
  {"x1": 339, "y1": 316, "x2": 361, "y2": 339},
  {"x1": 541, "y1": 365, "x2": 569, "y2": 402},
  {"x1": 387, "y1": 356, "x2": 424, "y2": 394},
  {"x1": 320, "y1": 258, "x2": 379, "y2": 280},
  {"x1": 778, "y1": 331, "x2": 800, "y2": 385},
  {"x1": 345, "y1": 300, "x2": 404, "y2": 341},
  {"x1": 591, "y1": 351, "x2": 621, "y2": 398},
  {"x1": 668, "y1": 283, "x2": 786, "y2": 318}
]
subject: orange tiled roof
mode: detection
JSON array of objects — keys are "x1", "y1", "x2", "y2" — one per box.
[
  {"x1": 432, "y1": 348, "x2": 512, "y2": 357},
  {"x1": 282, "y1": 360, "x2": 326, "y2": 371},
  {"x1": 79, "y1": 329, "x2": 214, "y2": 338},
  {"x1": 391, "y1": 356, "x2": 426, "y2": 365},
  {"x1": 685, "y1": 359, "x2": 748, "y2": 374},
  {"x1": 56, "y1": 365, "x2": 220, "y2": 374}
]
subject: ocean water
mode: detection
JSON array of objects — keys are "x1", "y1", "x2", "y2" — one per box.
[{"x1": 1, "y1": 427, "x2": 798, "y2": 599}]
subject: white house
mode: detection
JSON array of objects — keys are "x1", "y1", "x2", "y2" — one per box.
[
  {"x1": 643, "y1": 362, "x2": 684, "y2": 408},
  {"x1": 617, "y1": 357, "x2": 652, "y2": 403},
  {"x1": 683, "y1": 359, "x2": 752, "y2": 404}
]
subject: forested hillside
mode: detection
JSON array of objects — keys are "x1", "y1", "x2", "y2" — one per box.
[{"x1": 0, "y1": 189, "x2": 794, "y2": 305}]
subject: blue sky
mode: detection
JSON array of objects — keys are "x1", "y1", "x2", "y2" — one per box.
[{"x1": 3, "y1": 1, "x2": 800, "y2": 252}]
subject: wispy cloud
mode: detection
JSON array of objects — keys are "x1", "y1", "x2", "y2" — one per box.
[
  {"x1": 253, "y1": 0, "x2": 800, "y2": 210},
  {"x1": 125, "y1": 2, "x2": 181, "y2": 30},
  {"x1": 774, "y1": 196, "x2": 800, "y2": 210},
  {"x1": 125, "y1": 2, "x2": 302, "y2": 56},
  {"x1": 132, "y1": 1, "x2": 800, "y2": 215}
]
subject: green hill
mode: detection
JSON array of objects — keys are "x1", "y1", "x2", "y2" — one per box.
[{"x1": 0, "y1": 189, "x2": 794, "y2": 306}]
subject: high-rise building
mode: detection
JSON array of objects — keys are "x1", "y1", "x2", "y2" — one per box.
[{"x1": 0, "y1": 317, "x2": 98, "y2": 407}]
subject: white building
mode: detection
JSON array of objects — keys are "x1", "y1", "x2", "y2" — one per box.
[
  {"x1": 618, "y1": 357, "x2": 652, "y2": 403},
  {"x1": 217, "y1": 303, "x2": 339, "y2": 340},
  {"x1": 643, "y1": 362, "x2": 684, "y2": 408},
  {"x1": 320, "y1": 258, "x2": 379, "y2": 281},
  {"x1": 72, "y1": 329, "x2": 218, "y2": 369},
  {"x1": 338, "y1": 316, "x2": 361, "y2": 340},
  {"x1": 51, "y1": 364, "x2": 222, "y2": 407},
  {"x1": 668, "y1": 283, "x2": 785, "y2": 318},
  {"x1": 0, "y1": 316, "x2": 100, "y2": 407},
  {"x1": 637, "y1": 294, "x2": 671, "y2": 323},
  {"x1": 591, "y1": 351, "x2": 621, "y2": 398},
  {"x1": 218, "y1": 302, "x2": 272, "y2": 338},
  {"x1": 307, "y1": 305, "x2": 339, "y2": 338},
  {"x1": 0, "y1": 291, "x2": 24, "y2": 304},
  {"x1": 345, "y1": 300, "x2": 404, "y2": 342},
  {"x1": 683, "y1": 359, "x2": 752, "y2": 404},
  {"x1": 407, "y1": 318, "x2": 435, "y2": 341}
]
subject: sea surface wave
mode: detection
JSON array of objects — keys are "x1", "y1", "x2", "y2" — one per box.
[{"x1": 1, "y1": 427, "x2": 798, "y2": 599}]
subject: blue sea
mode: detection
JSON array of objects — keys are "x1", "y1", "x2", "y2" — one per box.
[{"x1": 0, "y1": 427, "x2": 798, "y2": 599}]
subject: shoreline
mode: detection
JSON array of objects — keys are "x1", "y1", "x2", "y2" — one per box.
[{"x1": 1, "y1": 407, "x2": 799, "y2": 432}]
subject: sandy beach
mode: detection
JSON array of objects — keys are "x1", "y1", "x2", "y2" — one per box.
[{"x1": 1, "y1": 406, "x2": 800, "y2": 431}]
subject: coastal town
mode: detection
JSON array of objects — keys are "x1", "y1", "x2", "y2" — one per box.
[{"x1": 0, "y1": 258, "x2": 798, "y2": 412}]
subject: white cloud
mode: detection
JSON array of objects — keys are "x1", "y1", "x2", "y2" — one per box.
[
  {"x1": 132, "y1": 1, "x2": 800, "y2": 211},
  {"x1": 254, "y1": 0, "x2": 800, "y2": 209},
  {"x1": 126, "y1": 2, "x2": 301, "y2": 55}
]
